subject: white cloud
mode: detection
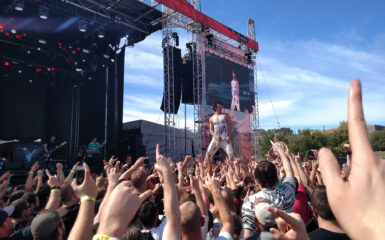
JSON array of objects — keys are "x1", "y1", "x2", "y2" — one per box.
[
  {"x1": 124, "y1": 73, "x2": 163, "y2": 88},
  {"x1": 124, "y1": 94, "x2": 161, "y2": 110}
]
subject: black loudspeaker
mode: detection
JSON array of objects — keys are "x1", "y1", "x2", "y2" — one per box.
[
  {"x1": 182, "y1": 57, "x2": 194, "y2": 104},
  {"x1": 161, "y1": 46, "x2": 182, "y2": 114}
]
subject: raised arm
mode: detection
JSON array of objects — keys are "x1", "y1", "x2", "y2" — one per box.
[
  {"x1": 68, "y1": 163, "x2": 97, "y2": 240},
  {"x1": 25, "y1": 162, "x2": 39, "y2": 192},
  {"x1": 45, "y1": 169, "x2": 61, "y2": 210},
  {"x1": 155, "y1": 144, "x2": 181, "y2": 240},
  {"x1": 270, "y1": 141, "x2": 294, "y2": 178},
  {"x1": 190, "y1": 175, "x2": 208, "y2": 216},
  {"x1": 206, "y1": 176, "x2": 234, "y2": 236}
]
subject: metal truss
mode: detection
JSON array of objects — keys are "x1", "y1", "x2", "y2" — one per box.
[
  {"x1": 69, "y1": 81, "x2": 81, "y2": 164},
  {"x1": 192, "y1": 32, "x2": 202, "y2": 156},
  {"x1": 162, "y1": 6, "x2": 177, "y2": 160},
  {"x1": 247, "y1": 19, "x2": 260, "y2": 158}
]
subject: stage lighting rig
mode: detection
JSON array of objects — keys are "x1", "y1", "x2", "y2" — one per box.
[
  {"x1": 172, "y1": 32, "x2": 179, "y2": 46},
  {"x1": 14, "y1": 0, "x2": 25, "y2": 11},
  {"x1": 39, "y1": 6, "x2": 49, "y2": 20},
  {"x1": 206, "y1": 33, "x2": 214, "y2": 47},
  {"x1": 79, "y1": 20, "x2": 87, "y2": 32},
  {"x1": 97, "y1": 27, "x2": 105, "y2": 38}
]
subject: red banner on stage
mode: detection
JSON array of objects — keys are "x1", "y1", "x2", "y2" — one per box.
[{"x1": 157, "y1": 0, "x2": 259, "y2": 52}]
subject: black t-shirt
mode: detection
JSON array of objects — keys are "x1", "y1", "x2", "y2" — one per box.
[
  {"x1": 0, "y1": 226, "x2": 33, "y2": 240},
  {"x1": 309, "y1": 228, "x2": 350, "y2": 240},
  {"x1": 62, "y1": 204, "x2": 80, "y2": 238}
]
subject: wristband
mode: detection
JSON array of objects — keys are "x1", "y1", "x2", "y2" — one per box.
[
  {"x1": 51, "y1": 189, "x2": 60, "y2": 193},
  {"x1": 81, "y1": 196, "x2": 95, "y2": 203},
  {"x1": 28, "y1": 170, "x2": 34, "y2": 175},
  {"x1": 92, "y1": 234, "x2": 120, "y2": 240},
  {"x1": 51, "y1": 186, "x2": 60, "y2": 190},
  {"x1": 71, "y1": 170, "x2": 76, "y2": 174}
]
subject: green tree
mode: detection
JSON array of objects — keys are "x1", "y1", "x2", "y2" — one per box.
[
  {"x1": 258, "y1": 128, "x2": 290, "y2": 159},
  {"x1": 288, "y1": 130, "x2": 327, "y2": 158},
  {"x1": 326, "y1": 121, "x2": 349, "y2": 157},
  {"x1": 370, "y1": 129, "x2": 385, "y2": 151}
]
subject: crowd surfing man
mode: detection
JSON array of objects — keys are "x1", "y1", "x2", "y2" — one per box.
[{"x1": 0, "y1": 79, "x2": 383, "y2": 240}]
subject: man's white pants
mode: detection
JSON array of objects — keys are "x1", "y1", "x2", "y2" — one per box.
[{"x1": 207, "y1": 138, "x2": 234, "y2": 157}]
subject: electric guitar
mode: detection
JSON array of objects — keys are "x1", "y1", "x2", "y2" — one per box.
[{"x1": 44, "y1": 141, "x2": 67, "y2": 160}]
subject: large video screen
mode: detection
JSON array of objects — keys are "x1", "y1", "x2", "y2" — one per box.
[{"x1": 206, "y1": 52, "x2": 255, "y2": 113}]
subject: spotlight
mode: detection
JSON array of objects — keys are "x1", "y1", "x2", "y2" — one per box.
[
  {"x1": 5, "y1": 32, "x2": 10, "y2": 36},
  {"x1": 37, "y1": 47, "x2": 41, "y2": 51},
  {"x1": 14, "y1": 0, "x2": 24, "y2": 11},
  {"x1": 22, "y1": 33, "x2": 27, "y2": 37},
  {"x1": 29, "y1": 79, "x2": 33, "y2": 83},
  {"x1": 26, "y1": 50, "x2": 31, "y2": 54},
  {"x1": 35, "y1": 68, "x2": 41, "y2": 72},
  {"x1": 103, "y1": 54, "x2": 110, "y2": 59},
  {"x1": 79, "y1": 20, "x2": 87, "y2": 32},
  {"x1": 38, "y1": 39, "x2": 46, "y2": 44},
  {"x1": 0, "y1": 24, "x2": 3, "y2": 32},
  {"x1": 82, "y1": 49, "x2": 90, "y2": 54},
  {"x1": 39, "y1": 6, "x2": 49, "y2": 19},
  {"x1": 4, "y1": 61, "x2": 10, "y2": 66},
  {"x1": 11, "y1": 29, "x2": 16, "y2": 34},
  {"x1": 97, "y1": 28, "x2": 105, "y2": 38}
]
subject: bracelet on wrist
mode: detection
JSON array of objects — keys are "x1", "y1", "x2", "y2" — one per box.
[
  {"x1": 28, "y1": 170, "x2": 34, "y2": 175},
  {"x1": 93, "y1": 234, "x2": 120, "y2": 240},
  {"x1": 51, "y1": 189, "x2": 60, "y2": 193},
  {"x1": 81, "y1": 196, "x2": 95, "y2": 203},
  {"x1": 70, "y1": 170, "x2": 76, "y2": 174},
  {"x1": 51, "y1": 186, "x2": 60, "y2": 190}
]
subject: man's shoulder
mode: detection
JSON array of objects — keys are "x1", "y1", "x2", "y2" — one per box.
[{"x1": 309, "y1": 228, "x2": 350, "y2": 240}]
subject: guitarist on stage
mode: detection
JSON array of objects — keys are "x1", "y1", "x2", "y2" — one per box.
[{"x1": 43, "y1": 136, "x2": 66, "y2": 168}]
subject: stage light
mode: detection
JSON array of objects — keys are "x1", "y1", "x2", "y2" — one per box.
[
  {"x1": 103, "y1": 54, "x2": 110, "y2": 59},
  {"x1": 0, "y1": 24, "x2": 4, "y2": 32},
  {"x1": 88, "y1": 77, "x2": 92, "y2": 80},
  {"x1": 5, "y1": 32, "x2": 10, "y2": 36},
  {"x1": 14, "y1": 0, "x2": 24, "y2": 11},
  {"x1": 18, "y1": 69, "x2": 22, "y2": 74},
  {"x1": 15, "y1": 35, "x2": 20, "y2": 39},
  {"x1": 172, "y1": 32, "x2": 179, "y2": 46},
  {"x1": 82, "y1": 59, "x2": 86, "y2": 62},
  {"x1": 35, "y1": 68, "x2": 40, "y2": 72},
  {"x1": 11, "y1": 29, "x2": 16, "y2": 34},
  {"x1": 58, "y1": 42, "x2": 62, "y2": 47},
  {"x1": 71, "y1": 50, "x2": 76, "y2": 55},
  {"x1": 4, "y1": 61, "x2": 10, "y2": 66},
  {"x1": 110, "y1": 58, "x2": 115, "y2": 63},
  {"x1": 39, "y1": 6, "x2": 49, "y2": 20},
  {"x1": 97, "y1": 28, "x2": 105, "y2": 38},
  {"x1": 75, "y1": 68, "x2": 82, "y2": 72},
  {"x1": 76, "y1": 47, "x2": 80, "y2": 51},
  {"x1": 38, "y1": 39, "x2": 46, "y2": 44},
  {"x1": 51, "y1": 67, "x2": 55, "y2": 71},
  {"x1": 22, "y1": 33, "x2": 27, "y2": 37},
  {"x1": 82, "y1": 49, "x2": 89, "y2": 54},
  {"x1": 27, "y1": 50, "x2": 31, "y2": 54},
  {"x1": 62, "y1": 48, "x2": 66, "y2": 51},
  {"x1": 37, "y1": 47, "x2": 41, "y2": 51},
  {"x1": 79, "y1": 20, "x2": 87, "y2": 32},
  {"x1": 29, "y1": 79, "x2": 33, "y2": 83}
]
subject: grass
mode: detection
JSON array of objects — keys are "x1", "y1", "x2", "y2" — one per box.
[{"x1": 375, "y1": 151, "x2": 385, "y2": 159}]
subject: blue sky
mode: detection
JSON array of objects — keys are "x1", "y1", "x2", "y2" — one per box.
[{"x1": 123, "y1": 0, "x2": 385, "y2": 131}]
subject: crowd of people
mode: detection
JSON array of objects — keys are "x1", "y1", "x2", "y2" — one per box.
[{"x1": 0, "y1": 79, "x2": 383, "y2": 240}]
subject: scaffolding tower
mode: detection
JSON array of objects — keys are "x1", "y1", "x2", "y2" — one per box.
[{"x1": 247, "y1": 18, "x2": 260, "y2": 158}]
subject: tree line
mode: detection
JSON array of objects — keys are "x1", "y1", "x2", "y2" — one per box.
[{"x1": 258, "y1": 121, "x2": 385, "y2": 159}]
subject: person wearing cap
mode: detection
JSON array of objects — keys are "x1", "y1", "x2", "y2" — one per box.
[
  {"x1": 10, "y1": 199, "x2": 31, "y2": 232},
  {"x1": 30, "y1": 210, "x2": 65, "y2": 240},
  {"x1": 245, "y1": 198, "x2": 275, "y2": 240},
  {"x1": 0, "y1": 206, "x2": 33, "y2": 240}
]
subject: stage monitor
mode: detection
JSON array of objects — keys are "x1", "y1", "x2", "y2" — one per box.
[{"x1": 205, "y1": 52, "x2": 254, "y2": 113}]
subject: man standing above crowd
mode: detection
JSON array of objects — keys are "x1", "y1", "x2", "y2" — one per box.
[{"x1": 207, "y1": 101, "x2": 234, "y2": 162}]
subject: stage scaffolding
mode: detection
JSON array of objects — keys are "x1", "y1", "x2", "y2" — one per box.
[{"x1": 156, "y1": 0, "x2": 259, "y2": 159}]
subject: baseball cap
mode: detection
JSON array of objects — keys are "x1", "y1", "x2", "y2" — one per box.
[
  {"x1": 10, "y1": 199, "x2": 29, "y2": 218},
  {"x1": 31, "y1": 210, "x2": 62, "y2": 239},
  {"x1": 0, "y1": 206, "x2": 15, "y2": 225},
  {"x1": 254, "y1": 198, "x2": 276, "y2": 227}
]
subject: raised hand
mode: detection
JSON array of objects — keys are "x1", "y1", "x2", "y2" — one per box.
[
  {"x1": 96, "y1": 181, "x2": 152, "y2": 239},
  {"x1": 45, "y1": 169, "x2": 59, "y2": 187},
  {"x1": 268, "y1": 207, "x2": 309, "y2": 240},
  {"x1": 71, "y1": 163, "x2": 97, "y2": 198},
  {"x1": 319, "y1": 79, "x2": 385, "y2": 239}
]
